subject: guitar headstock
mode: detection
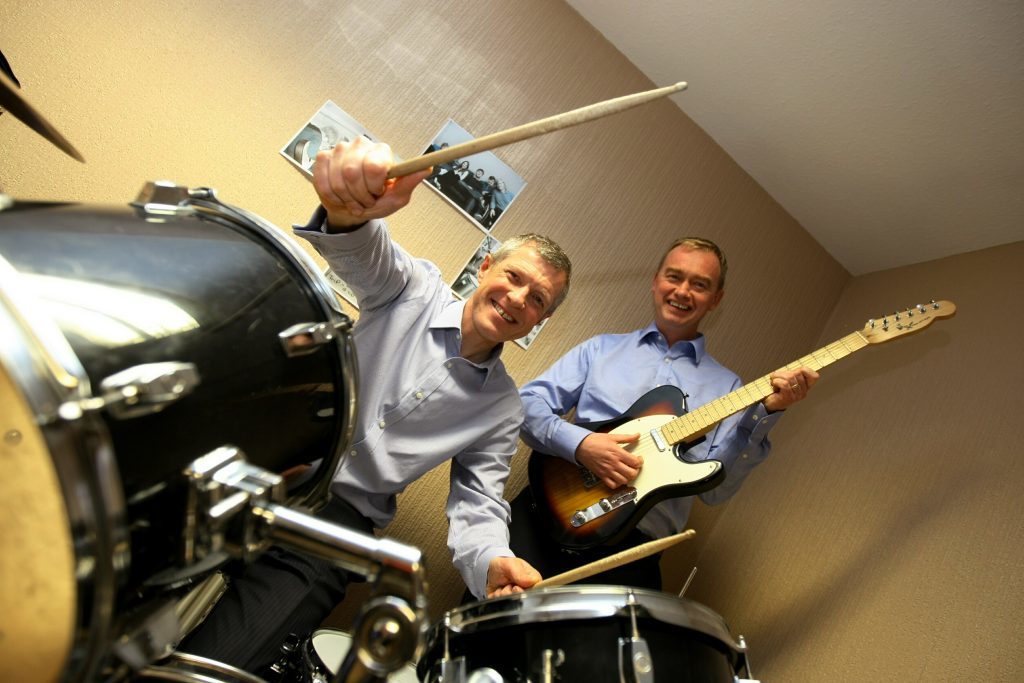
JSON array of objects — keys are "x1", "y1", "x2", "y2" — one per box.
[{"x1": 860, "y1": 300, "x2": 956, "y2": 344}]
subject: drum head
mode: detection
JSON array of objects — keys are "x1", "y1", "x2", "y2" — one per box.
[
  {"x1": 311, "y1": 629, "x2": 418, "y2": 683},
  {"x1": 0, "y1": 364, "x2": 75, "y2": 683}
]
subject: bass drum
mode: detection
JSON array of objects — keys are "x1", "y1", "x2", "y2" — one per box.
[
  {"x1": 419, "y1": 586, "x2": 749, "y2": 682},
  {"x1": 0, "y1": 183, "x2": 356, "y2": 682}
]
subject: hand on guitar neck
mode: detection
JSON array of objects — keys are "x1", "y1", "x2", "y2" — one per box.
[{"x1": 763, "y1": 366, "x2": 820, "y2": 413}]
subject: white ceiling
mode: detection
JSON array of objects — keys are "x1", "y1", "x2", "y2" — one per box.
[{"x1": 566, "y1": 0, "x2": 1024, "y2": 275}]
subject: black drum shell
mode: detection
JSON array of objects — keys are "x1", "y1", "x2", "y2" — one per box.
[
  {"x1": 0, "y1": 200, "x2": 349, "y2": 589},
  {"x1": 418, "y1": 586, "x2": 746, "y2": 683}
]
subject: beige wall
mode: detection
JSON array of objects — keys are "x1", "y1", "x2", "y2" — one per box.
[
  {"x1": 11, "y1": 1, "x2": 1017, "y2": 681},
  {"x1": 671, "y1": 241, "x2": 1024, "y2": 680}
]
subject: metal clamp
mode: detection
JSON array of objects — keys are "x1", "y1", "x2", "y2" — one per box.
[{"x1": 180, "y1": 445, "x2": 427, "y2": 683}]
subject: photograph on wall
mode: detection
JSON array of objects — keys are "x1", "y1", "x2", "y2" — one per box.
[
  {"x1": 422, "y1": 119, "x2": 527, "y2": 234},
  {"x1": 450, "y1": 234, "x2": 546, "y2": 350},
  {"x1": 280, "y1": 100, "x2": 387, "y2": 177}
]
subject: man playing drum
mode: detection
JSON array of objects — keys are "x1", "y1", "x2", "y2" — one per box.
[{"x1": 180, "y1": 136, "x2": 570, "y2": 675}]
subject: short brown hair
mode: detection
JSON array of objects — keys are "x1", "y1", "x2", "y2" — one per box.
[{"x1": 658, "y1": 237, "x2": 728, "y2": 289}]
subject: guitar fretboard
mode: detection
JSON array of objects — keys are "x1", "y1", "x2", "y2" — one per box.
[{"x1": 659, "y1": 331, "x2": 869, "y2": 446}]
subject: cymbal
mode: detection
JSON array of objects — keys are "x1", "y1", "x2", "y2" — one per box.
[{"x1": 0, "y1": 70, "x2": 84, "y2": 162}]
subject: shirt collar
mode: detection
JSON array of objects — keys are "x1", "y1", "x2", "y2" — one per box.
[
  {"x1": 639, "y1": 322, "x2": 707, "y2": 364},
  {"x1": 431, "y1": 297, "x2": 506, "y2": 384}
]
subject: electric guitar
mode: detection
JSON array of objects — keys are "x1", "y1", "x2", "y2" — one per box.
[{"x1": 528, "y1": 300, "x2": 957, "y2": 549}]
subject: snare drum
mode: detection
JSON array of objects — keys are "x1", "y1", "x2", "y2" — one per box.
[
  {"x1": 297, "y1": 629, "x2": 419, "y2": 683},
  {"x1": 419, "y1": 586, "x2": 748, "y2": 682},
  {"x1": 0, "y1": 183, "x2": 356, "y2": 682}
]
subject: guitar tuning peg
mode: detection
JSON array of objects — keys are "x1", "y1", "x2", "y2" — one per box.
[
  {"x1": 930, "y1": 299, "x2": 939, "y2": 309},
  {"x1": 868, "y1": 318, "x2": 876, "y2": 328}
]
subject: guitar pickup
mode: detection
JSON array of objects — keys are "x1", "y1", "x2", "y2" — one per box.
[{"x1": 570, "y1": 488, "x2": 637, "y2": 527}]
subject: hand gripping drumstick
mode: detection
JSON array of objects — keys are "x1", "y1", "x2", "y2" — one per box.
[
  {"x1": 532, "y1": 529, "x2": 696, "y2": 589},
  {"x1": 386, "y1": 81, "x2": 687, "y2": 179}
]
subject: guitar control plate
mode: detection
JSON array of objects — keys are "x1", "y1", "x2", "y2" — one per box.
[{"x1": 570, "y1": 488, "x2": 637, "y2": 527}]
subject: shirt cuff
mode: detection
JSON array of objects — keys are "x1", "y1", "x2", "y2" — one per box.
[
  {"x1": 472, "y1": 546, "x2": 513, "y2": 600},
  {"x1": 292, "y1": 205, "x2": 371, "y2": 236},
  {"x1": 740, "y1": 404, "x2": 782, "y2": 443},
  {"x1": 551, "y1": 421, "x2": 594, "y2": 465}
]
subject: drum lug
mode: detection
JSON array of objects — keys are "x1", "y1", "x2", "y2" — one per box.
[
  {"x1": 540, "y1": 648, "x2": 565, "y2": 683},
  {"x1": 618, "y1": 637, "x2": 653, "y2": 683},
  {"x1": 618, "y1": 591, "x2": 654, "y2": 683},
  {"x1": 279, "y1": 321, "x2": 343, "y2": 357},
  {"x1": 131, "y1": 180, "x2": 211, "y2": 219},
  {"x1": 58, "y1": 361, "x2": 200, "y2": 421}
]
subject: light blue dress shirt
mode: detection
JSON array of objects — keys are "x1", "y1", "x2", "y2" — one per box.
[
  {"x1": 519, "y1": 323, "x2": 781, "y2": 539},
  {"x1": 295, "y1": 215, "x2": 522, "y2": 598}
]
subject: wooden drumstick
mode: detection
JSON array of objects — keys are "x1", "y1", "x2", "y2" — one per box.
[
  {"x1": 386, "y1": 81, "x2": 687, "y2": 178},
  {"x1": 532, "y1": 529, "x2": 696, "y2": 589}
]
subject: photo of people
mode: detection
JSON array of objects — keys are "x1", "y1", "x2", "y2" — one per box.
[
  {"x1": 422, "y1": 120, "x2": 527, "y2": 234},
  {"x1": 280, "y1": 100, "x2": 385, "y2": 176},
  {"x1": 450, "y1": 234, "x2": 546, "y2": 350}
]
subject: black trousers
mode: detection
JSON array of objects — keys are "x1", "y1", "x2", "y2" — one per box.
[
  {"x1": 504, "y1": 487, "x2": 663, "y2": 593},
  {"x1": 177, "y1": 496, "x2": 375, "y2": 676}
]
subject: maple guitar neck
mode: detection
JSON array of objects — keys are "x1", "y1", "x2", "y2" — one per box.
[{"x1": 659, "y1": 330, "x2": 867, "y2": 447}]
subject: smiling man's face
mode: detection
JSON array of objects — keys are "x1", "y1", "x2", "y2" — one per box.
[
  {"x1": 651, "y1": 245, "x2": 724, "y2": 345},
  {"x1": 461, "y1": 245, "x2": 566, "y2": 359}
]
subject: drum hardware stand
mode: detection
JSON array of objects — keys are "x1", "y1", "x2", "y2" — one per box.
[
  {"x1": 678, "y1": 566, "x2": 697, "y2": 597},
  {"x1": 179, "y1": 445, "x2": 427, "y2": 683},
  {"x1": 618, "y1": 590, "x2": 654, "y2": 683}
]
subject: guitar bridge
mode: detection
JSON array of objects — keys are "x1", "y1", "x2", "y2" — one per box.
[{"x1": 570, "y1": 488, "x2": 637, "y2": 527}]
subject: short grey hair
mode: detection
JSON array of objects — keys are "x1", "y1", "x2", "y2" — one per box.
[{"x1": 491, "y1": 233, "x2": 572, "y2": 313}]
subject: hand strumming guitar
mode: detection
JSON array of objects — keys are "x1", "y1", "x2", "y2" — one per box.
[{"x1": 575, "y1": 431, "x2": 643, "y2": 489}]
